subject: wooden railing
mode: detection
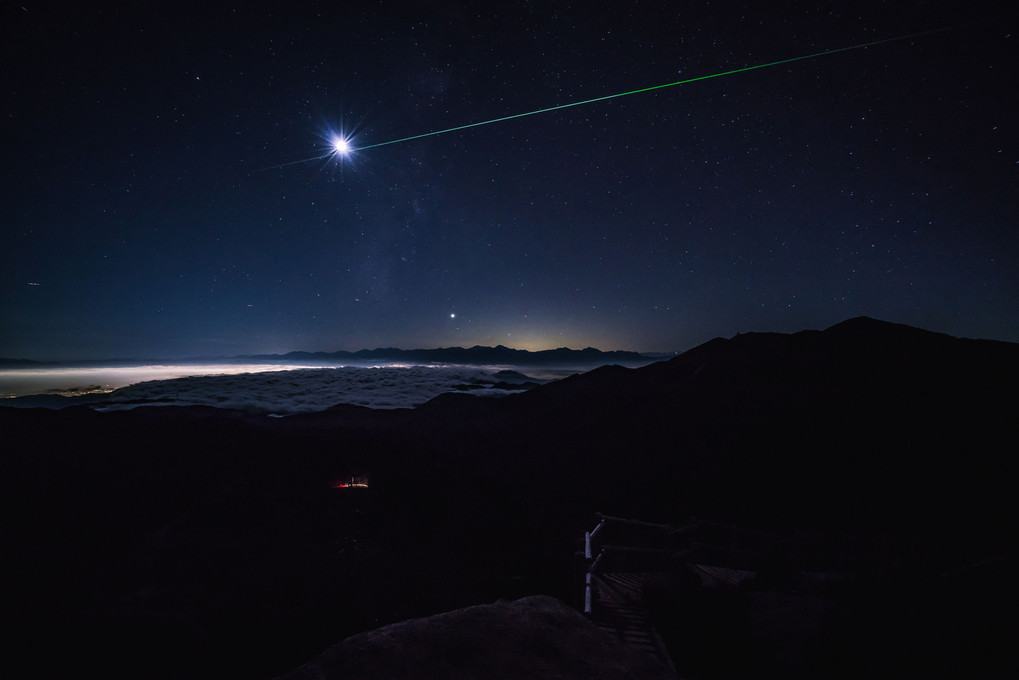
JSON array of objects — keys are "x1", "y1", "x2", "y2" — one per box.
[{"x1": 580, "y1": 513, "x2": 912, "y2": 614}]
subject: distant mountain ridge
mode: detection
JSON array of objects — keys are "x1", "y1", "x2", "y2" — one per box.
[
  {"x1": 0, "y1": 357, "x2": 47, "y2": 367},
  {"x1": 1, "y1": 345, "x2": 654, "y2": 366},
  {"x1": 244, "y1": 345, "x2": 652, "y2": 365}
]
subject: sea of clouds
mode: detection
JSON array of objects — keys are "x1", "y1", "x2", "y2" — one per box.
[
  {"x1": 0, "y1": 363, "x2": 327, "y2": 398},
  {"x1": 104, "y1": 365, "x2": 538, "y2": 413},
  {"x1": 2, "y1": 364, "x2": 546, "y2": 415}
]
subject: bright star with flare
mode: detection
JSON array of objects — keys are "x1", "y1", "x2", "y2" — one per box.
[{"x1": 332, "y1": 137, "x2": 351, "y2": 155}]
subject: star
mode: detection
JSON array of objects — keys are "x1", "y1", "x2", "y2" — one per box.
[{"x1": 332, "y1": 137, "x2": 350, "y2": 155}]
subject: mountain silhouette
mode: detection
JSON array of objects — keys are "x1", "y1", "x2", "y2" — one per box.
[
  {"x1": 246, "y1": 345, "x2": 651, "y2": 366},
  {"x1": 396, "y1": 316, "x2": 1017, "y2": 543}
]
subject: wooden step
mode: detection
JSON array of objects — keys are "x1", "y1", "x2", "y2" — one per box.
[{"x1": 589, "y1": 572, "x2": 678, "y2": 676}]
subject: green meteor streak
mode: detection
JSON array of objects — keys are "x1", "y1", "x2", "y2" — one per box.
[{"x1": 354, "y1": 25, "x2": 958, "y2": 152}]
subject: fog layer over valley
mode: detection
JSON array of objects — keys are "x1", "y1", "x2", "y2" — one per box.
[
  {"x1": 0, "y1": 363, "x2": 335, "y2": 400},
  {"x1": 1, "y1": 347, "x2": 654, "y2": 410}
]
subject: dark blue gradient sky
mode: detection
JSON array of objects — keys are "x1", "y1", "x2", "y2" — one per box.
[{"x1": 3, "y1": 1, "x2": 1017, "y2": 359}]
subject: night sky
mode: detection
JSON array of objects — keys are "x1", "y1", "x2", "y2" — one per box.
[{"x1": 3, "y1": 1, "x2": 1017, "y2": 360}]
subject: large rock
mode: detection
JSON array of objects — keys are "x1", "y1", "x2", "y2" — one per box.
[{"x1": 274, "y1": 596, "x2": 676, "y2": 680}]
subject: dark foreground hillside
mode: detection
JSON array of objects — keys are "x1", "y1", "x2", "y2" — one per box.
[{"x1": 2, "y1": 317, "x2": 1016, "y2": 678}]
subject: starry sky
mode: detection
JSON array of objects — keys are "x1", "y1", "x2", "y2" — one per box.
[{"x1": 3, "y1": 1, "x2": 1017, "y2": 360}]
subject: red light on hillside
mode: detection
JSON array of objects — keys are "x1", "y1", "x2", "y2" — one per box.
[{"x1": 331, "y1": 475, "x2": 369, "y2": 489}]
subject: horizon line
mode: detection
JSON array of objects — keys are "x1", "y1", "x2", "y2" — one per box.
[{"x1": 0, "y1": 344, "x2": 672, "y2": 366}]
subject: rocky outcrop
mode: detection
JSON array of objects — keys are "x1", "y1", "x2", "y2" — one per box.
[{"x1": 274, "y1": 596, "x2": 676, "y2": 680}]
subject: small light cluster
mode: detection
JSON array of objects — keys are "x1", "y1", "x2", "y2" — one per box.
[{"x1": 332, "y1": 475, "x2": 369, "y2": 489}]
